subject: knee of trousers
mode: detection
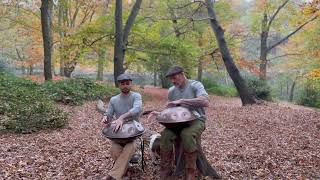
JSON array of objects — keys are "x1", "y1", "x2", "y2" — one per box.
[
  {"x1": 111, "y1": 151, "x2": 121, "y2": 160},
  {"x1": 110, "y1": 145, "x2": 123, "y2": 160},
  {"x1": 125, "y1": 141, "x2": 137, "y2": 155},
  {"x1": 180, "y1": 129, "x2": 198, "y2": 152},
  {"x1": 160, "y1": 128, "x2": 176, "y2": 150}
]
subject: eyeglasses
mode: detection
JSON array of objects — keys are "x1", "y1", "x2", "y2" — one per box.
[{"x1": 119, "y1": 81, "x2": 131, "y2": 85}]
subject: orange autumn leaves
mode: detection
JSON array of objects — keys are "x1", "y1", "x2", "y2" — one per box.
[
  {"x1": 302, "y1": 0, "x2": 320, "y2": 16},
  {"x1": 15, "y1": 12, "x2": 43, "y2": 69},
  {"x1": 307, "y1": 69, "x2": 320, "y2": 79}
]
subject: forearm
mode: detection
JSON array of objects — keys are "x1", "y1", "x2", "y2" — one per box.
[
  {"x1": 180, "y1": 96, "x2": 209, "y2": 107},
  {"x1": 118, "y1": 111, "x2": 133, "y2": 122}
]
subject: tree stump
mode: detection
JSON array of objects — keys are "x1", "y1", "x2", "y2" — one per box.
[{"x1": 173, "y1": 137, "x2": 221, "y2": 179}]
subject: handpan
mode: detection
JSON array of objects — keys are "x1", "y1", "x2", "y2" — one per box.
[
  {"x1": 156, "y1": 106, "x2": 197, "y2": 128},
  {"x1": 102, "y1": 120, "x2": 145, "y2": 144}
]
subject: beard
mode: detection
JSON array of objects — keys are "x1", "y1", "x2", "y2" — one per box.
[{"x1": 121, "y1": 88, "x2": 130, "y2": 94}]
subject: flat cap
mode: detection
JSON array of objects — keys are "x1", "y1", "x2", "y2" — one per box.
[
  {"x1": 165, "y1": 66, "x2": 184, "y2": 77},
  {"x1": 117, "y1": 74, "x2": 132, "y2": 81}
]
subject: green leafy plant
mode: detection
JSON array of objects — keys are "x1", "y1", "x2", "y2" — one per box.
[
  {"x1": 41, "y1": 78, "x2": 119, "y2": 105},
  {"x1": 246, "y1": 78, "x2": 272, "y2": 101},
  {"x1": 298, "y1": 78, "x2": 320, "y2": 108},
  {"x1": 202, "y1": 78, "x2": 237, "y2": 97},
  {"x1": 0, "y1": 72, "x2": 68, "y2": 133}
]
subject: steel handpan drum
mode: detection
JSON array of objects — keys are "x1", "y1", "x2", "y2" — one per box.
[
  {"x1": 102, "y1": 120, "x2": 145, "y2": 144},
  {"x1": 156, "y1": 106, "x2": 197, "y2": 128}
]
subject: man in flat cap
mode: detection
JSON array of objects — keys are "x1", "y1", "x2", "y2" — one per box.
[
  {"x1": 102, "y1": 73, "x2": 143, "y2": 180},
  {"x1": 149, "y1": 65, "x2": 210, "y2": 180}
]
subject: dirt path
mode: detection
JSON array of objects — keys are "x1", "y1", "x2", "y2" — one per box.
[{"x1": 1, "y1": 87, "x2": 320, "y2": 179}]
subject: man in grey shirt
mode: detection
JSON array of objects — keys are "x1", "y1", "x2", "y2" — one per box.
[
  {"x1": 149, "y1": 66, "x2": 209, "y2": 180},
  {"x1": 102, "y1": 74, "x2": 143, "y2": 180}
]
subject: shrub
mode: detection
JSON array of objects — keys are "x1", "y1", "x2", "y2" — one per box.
[
  {"x1": 41, "y1": 78, "x2": 119, "y2": 105},
  {"x1": 202, "y1": 78, "x2": 237, "y2": 97},
  {"x1": 0, "y1": 72, "x2": 68, "y2": 133},
  {"x1": 247, "y1": 78, "x2": 272, "y2": 101},
  {"x1": 298, "y1": 79, "x2": 320, "y2": 108}
]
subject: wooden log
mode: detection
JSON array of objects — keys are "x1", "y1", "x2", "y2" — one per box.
[{"x1": 173, "y1": 137, "x2": 221, "y2": 179}]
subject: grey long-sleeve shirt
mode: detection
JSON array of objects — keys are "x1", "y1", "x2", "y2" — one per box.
[
  {"x1": 168, "y1": 79, "x2": 208, "y2": 121},
  {"x1": 105, "y1": 91, "x2": 143, "y2": 121}
]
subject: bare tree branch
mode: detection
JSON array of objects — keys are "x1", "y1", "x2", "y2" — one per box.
[
  {"x1": 267, "y1": 53, "x2": 302, "y2": 61},
  {"x1": 162, "y1": 19, "x2": 193, "y2": 38},
  {"x1": 198, "y1": 48, "x2": 219, "y2": 58},
  {"x1": 267, "y1": 15, "x2": 318, "y2": 52},
  {"x1": 0, "y1": 3, "x2": 40, "y2": 18},
  {"x1": 146, "y1": 16, "x2": 212, "y2": 22},
  {"x1": 123, "y1": 0, "x2": 143, "y2": 47},
  {"x1": 70, "y1": 1, "x2": 80, "y2": 28},
  {"x1": 2, "y1": 16, "x2": 41, "y2": 31},
  {"x1": 127, "y1": 46, "x2": 170, "y2": 56},
  {"x1": 78, "y1": 3, "x2": 95, "y2": 26},
  {"x1": 267, "y1": 0, "x2": 290, "y2": 29},
  {"x1": 83, "y1": 33, "x2": 113, "y2": 47},
  {"x1": 15, "y1": 47, "x2": 24, "y2": 61},
  {"x1": 170, "y1": 0, "x2": 204, "y2": 10}
]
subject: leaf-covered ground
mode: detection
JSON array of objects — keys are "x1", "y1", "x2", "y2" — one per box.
[{"x1": 1, "y1": 87, "x2": 319, "y2": 179}]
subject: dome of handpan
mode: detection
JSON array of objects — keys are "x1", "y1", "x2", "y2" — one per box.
[
  {"x1": 156, "y1": 106, "x2": 197, "y2": 127},
  {"x1": 102, "y1": 120, "x2": 144, "y2": 144}
]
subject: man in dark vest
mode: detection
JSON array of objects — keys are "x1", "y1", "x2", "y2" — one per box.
[{"x1": 149, "y1": 66, "x2": 209, "y2": 180}]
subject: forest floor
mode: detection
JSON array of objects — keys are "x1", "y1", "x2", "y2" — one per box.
[{"x1": 0, "y1": 86, "x2": 320, "y2": 179}]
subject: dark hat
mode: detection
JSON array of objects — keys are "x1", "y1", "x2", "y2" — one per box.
[
  {"x1": 117, "y1": 74, "x2": 132, "y2": 81},
  {"x1": 165, "y1": 66, "x2": 184, "y2": 77}
]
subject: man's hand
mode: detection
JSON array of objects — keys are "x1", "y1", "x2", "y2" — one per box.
[
  {"x1": 166, "y1": 99, "x2": 183, "y2": 107},
  {"x1": 112, "y1": 118, "x2": 124, "y2": 132},
  {"x1": 147, "y1": 111, "x2": 160, "y2": 122},
  {"x1": 101, "y1": 115, "x2": 110, "y2": 126}
]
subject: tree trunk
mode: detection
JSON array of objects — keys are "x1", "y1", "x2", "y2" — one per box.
[
  {"x1": 40, "y1": 0, "x2": 53, "y2": 81},
  {"x1": 286, "y1": 77, "x2": 290, "y2": 97},
  {"x1": 160, "y1": 73, "x2": 170, "y2": 88},
  {"x1": 15, "y1": 48, "x2": 26, "y2": 75},
  {"x1": 123, "y1": 0, "x2": 142, "y2": 47},
  {"x1": 205, "y1": 0, "x2": 256, "y2": 105},
  {"x1": 59, "y1": 47, "x2": 65, "y2": 76},
  {"x1": 280, "y1": 82, "x2": 283, "y2": 97},
  {"x1": 289, "y1": 80, "x2": 296, "y2": 102},
  {"x1": 168, "y1": 7, "x2": 182, "y2": 38},
  {"x1": 95, "y1": 0, "x2": 111, "y2": 81},
  {"x1": 113, "y1": 0, "x2": 125, "y2": 86},
  {"x1": 258, "y1": 1, "x2": 318, "y2": 80},
  {"x1": 259, "y1": 13, "x2": 268, "y2": 80},
  {"x1": 158, "y1": 58, "x2": 171, "y2": 88},
  {"x1": 63, "y1": 53, "x2": 79, "y2": 78},
  {"x1": 29, "y1": 65, "x2": 33, "y2": 75},
  {"x1": 58, "y1": 1, "x2": 65, "y2": 76},
  {"x1": 224, "y1": 70, "x2": 229, "y2": 85},
  {"x1": 197, "y1": 59, "x2": 203, "y2": 82},
  {"x1": 21, "y1": 66, "x2": 26, "y2": 74},
  {"x1": 153, "y1": 65, "x2": 157, "y2": 87},
  {"x1": 97, "y1": 49, "x2": 106, "y2": 81},
  {"x1": 63, "y1": 61, "x2": 77, "y2": 78},
  {"x1": 113, "y1": 0, "x2": 142, "y2": 86},
  {"x1": 259, "y1": 51, "x2": 268, "y2": 80}
]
